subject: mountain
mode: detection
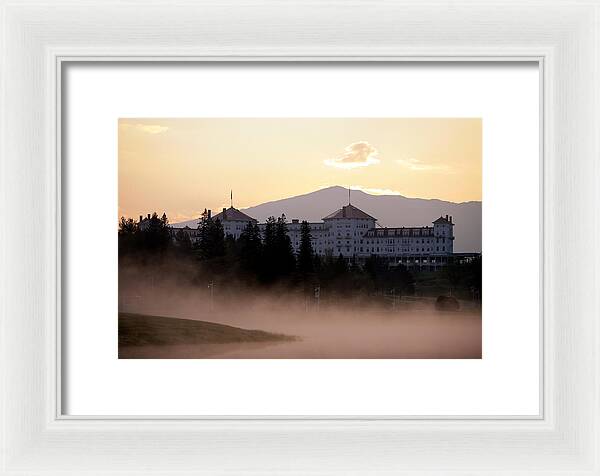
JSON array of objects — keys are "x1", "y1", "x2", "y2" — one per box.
[{"x1": 174, "y1": 186, "x2": 481, "y2": 253}]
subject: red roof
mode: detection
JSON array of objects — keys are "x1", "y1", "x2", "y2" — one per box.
[
  {"x1": 212, "y1": 207, "x2": 257, "y2": 222},
  {"x1": 433, "y1": 216, "x2": 454, "y2": 225},
  {"x1": 322, "y1": 204, "x2": 377, "y2": 221}
]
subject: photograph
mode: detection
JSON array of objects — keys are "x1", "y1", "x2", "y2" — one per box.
[
  {"x1": 7, "y1": 0, "x2": 600, "y2": 472},
  {"x1": 118, "y1": 118, "x2": 482, "y2": 359}
]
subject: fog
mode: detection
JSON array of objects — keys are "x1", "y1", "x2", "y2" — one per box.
[{"x1": 119, "y1": 274, "x2": 481, "y2": 359}]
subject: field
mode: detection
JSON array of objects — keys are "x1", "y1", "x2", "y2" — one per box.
[
  {"x1": 118, "y1": 312, "x2": 295, "y2": 358},
  {"x1": 118, "y1": 306, "x2": 481, "y2": 359}
]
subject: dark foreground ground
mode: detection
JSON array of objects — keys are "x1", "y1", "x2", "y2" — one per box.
[
  {"x1": 119, "y1": 312, "x2": 295, "y2": 358},
  {"x1": 119, "y1": 309, "x2": 481, "y2": 359}
]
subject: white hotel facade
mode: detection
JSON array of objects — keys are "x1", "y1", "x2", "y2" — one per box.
[{"x1": 172, "y1": 203, "x2": 457, "y2": 268}]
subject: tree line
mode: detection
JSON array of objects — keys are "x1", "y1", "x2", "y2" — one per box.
[{"x1": 118, "y1": 211, "x2": 481, "y2": 301}]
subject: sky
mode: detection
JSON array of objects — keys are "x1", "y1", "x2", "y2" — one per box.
[{"x1": 119, "y1": 118, "x2": 481, "y2": 223}]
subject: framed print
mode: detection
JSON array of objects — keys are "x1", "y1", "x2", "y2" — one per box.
[
  {"x1": 1, "y1": 1, "x2": 599, "y2": 475},
  {"x1": 62, "y1": 62, "x2": 538, "y2": 417}
]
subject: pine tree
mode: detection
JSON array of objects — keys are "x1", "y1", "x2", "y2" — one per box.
[
  {"x1": 118, "y1": 216, "x2": 138, "y2": 256},
  {"x1": 198, "y1": 214, "x2": 225, "y2": 260},
  {"x1": 261, "y1": 216, "x2": 278, "y2": 281},
  {"x1": 465, "y1": 256, "x2": 482, "y2": 301},
  {"x1": 298, "y1": 220, "x2": 314, "y2": 275},
  {"x1": 313, "y1": 253, "x2": 322, "y2": 276},
  {"x1": 388, "y1": 264, "x2": 415, "y2": 297},
  {"x1": 239, "y1": 221, "x2": 262, "y2": 275},
  {"x1": 145, "y1": 212, "x2": 171, "y2": 252},
  {"x1": 275, "y1": 214, "x2": 296, "y2": 276},
  {"x1": 118, "y1": 216, "x2": 137, "y2": 235},
  {"x1": 198, "y1": 208, "x2": 208, "y2": 229},
  {"x1": 261, "y1": 214, "x2": 295, "y2": 281},
  {"x1": 334, "y1": 253, "x2": 348, "y2": 275},
  {"x1": 174, "y1": 228, "x2": 192, "y2": 251}
]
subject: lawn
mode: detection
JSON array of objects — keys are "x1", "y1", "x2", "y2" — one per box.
[{"x1": 118, "y1": 312, "x2": 295, "y2": 347}]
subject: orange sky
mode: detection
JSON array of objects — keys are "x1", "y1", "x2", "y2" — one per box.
[{"x1": 119, "y1": 118, "x2": 481, "y2": 223}]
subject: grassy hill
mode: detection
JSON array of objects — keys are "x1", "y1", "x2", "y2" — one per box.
[{"x1": 119, "y1": 312, "x2": 295, "y2": 347}]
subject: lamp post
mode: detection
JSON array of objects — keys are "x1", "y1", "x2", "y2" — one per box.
[{"x1": 207, "y1": 281, "x2": 214, "y2": 312}]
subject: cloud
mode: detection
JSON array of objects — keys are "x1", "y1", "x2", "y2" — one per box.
[
  {"x1": 396, "y1": 158, "x2": 452, "y2": 173},
  {"x1": 137, "y1": 124, "x2": 169, "y2": 134},
  {"x1": 324, "y1": 141, "x2": 380, "y2": 169},
  {"x1": 120, "y1": 122, "x2": 169, "y2": 134}
]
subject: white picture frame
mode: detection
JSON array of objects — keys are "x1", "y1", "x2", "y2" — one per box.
[{"x1": 1, "y1": 1, "x2": 598, "y2": 474}]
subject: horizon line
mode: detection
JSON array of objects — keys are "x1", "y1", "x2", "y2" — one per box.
[
  {"x1": 163, "y1": 185, "x2": 481, "y2": 226},
  {"x1": 238, "y1": 185, "x2": 481, "y2": 211}
]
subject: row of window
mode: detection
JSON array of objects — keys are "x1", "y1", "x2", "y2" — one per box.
[
  {"x1": 332, "y1": 246, "x2": 448, "y2": 254},
  {"x1": 293, "y1": 241, "x2": 448, "y2": 253}
]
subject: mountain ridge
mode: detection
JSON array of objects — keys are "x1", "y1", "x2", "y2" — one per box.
[
  {"x1": 251, "y1": 186, "x2": 480, "y2": 207},
  {"x1": 173, "y1": 186, "x2": 482, "y2": 253}
]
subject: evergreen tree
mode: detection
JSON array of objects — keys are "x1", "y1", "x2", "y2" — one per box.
[
  {"x1": 263, "y1": 217, "x2": 278, "y2": 249},
  {"x1": 275, "y1": 214, "x2": 296, "y2": 276},
  {"x1": 364, "y1": 254, "x2": 385, "y2": 290},
  {"x1": 334, "y1": 253, "x2": 348, "y2": 275},
  {"x1": 316, "y1": 250, "x2": 335, "y2": 286},
  {"x1": 445, "y1": 261, "x2": 462, "y2": 296},
  {"x1": 261, "y1": 215, "x2": 295, "y2": 281},
  {"x1": 466, "y1": 256, "x2": 482, "y2": 300},
  {"x1": 313, "y1": 253, "x2": 322, "y2": 276},
  {"x1": 238, "y1": 221, "x2": 263, "y2": 275},
  {"x1": 118, "y1": 216, "x2": 137, "y2": 235},
  {"x1": 388, "y1": 264, "x2": 415, "y2": 297},
  {"x1": 364, "y1": 255, "x2": 415, "y2": 296},
  {"x1": 143, "y1": 212, "x2": 171, "y2": 252},
  {"x1": 198, "y1": 208, "x2": 208, "y2": 229},
  {"x1": 223, "y1": 234, "x2": 240, "y2": 270},
  {"x1": 298, "y1": 220, "x2": 314, "y2": 275},
  {"x1": 211, "y1": 219, "x2": 226, "y2": 257},
  {"x1": 349, "y1": 255, "x2": 359, "y2": 273},
  {"x1": 198, "y1": 214, "x2": 225, "y2": 260},
  {"x1": 174, "y1": 228, "x2": 192, "y2": 251},
  {"x1": 118, "y1": 216, "x2": 138, "y2": 256},
  {"x1": 261, "y1": 216, "x2": 278, "y2": 281}
]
